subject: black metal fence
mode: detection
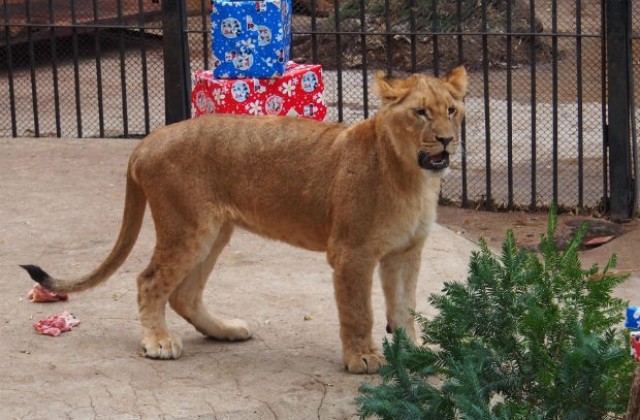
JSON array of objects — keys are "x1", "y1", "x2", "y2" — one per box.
[
  {"x1": 1, "y1": 0, "x2": 165, "y2": 138},
  {"x1": 1, "y1": 0, "x2": 638, "y2": 218}
]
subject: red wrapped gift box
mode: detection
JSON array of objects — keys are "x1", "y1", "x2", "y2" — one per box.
[{"x1": 191, "y1": 62, "x2": 326, "y2": 121}]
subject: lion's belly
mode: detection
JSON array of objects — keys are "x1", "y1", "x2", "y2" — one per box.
[{"x1": 232, "y1": 210, "x2": 330, "y2": 252}]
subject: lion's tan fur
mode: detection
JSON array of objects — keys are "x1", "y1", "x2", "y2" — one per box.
[{"x1": 28, "y1": 67, "x2": 467, "y2": 373}]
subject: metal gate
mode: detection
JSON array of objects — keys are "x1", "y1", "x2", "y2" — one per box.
[{"x1": 1, "y1": 0, "x2": 637, "y2": 218}]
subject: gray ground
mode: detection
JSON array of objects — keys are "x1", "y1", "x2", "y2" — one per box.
[{"x1": 1, "y1": 137, "x2": 482, "y2": 419}]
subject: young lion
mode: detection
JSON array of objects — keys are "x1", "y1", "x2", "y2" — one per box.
[{"x1": 21, "y1": 66, "x2": 467, "y2": 374}]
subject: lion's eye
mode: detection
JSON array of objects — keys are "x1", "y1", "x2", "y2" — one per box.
[
  {"x1": 448, "y1": 106, "x2": 456, "y2": 116},
  {"x1": 414, "y1": 109, "x2": 429, "y2": 119}
]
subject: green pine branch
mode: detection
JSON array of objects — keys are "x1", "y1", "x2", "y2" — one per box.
[{"x1": 356, "y1": 208, "x2": 635, "y2": 419}]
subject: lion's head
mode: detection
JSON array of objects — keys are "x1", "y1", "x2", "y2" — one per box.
[{"x1": 375, "y1": 66, "x2": 467, "y2": 172}]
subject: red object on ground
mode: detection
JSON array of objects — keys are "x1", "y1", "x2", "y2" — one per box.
[
  {"x1": 27, "y1": 284, "x2": 69, "y2": 303},
  {"x1": 33, "y1": 311, "x2": 80, "y2": 337}
]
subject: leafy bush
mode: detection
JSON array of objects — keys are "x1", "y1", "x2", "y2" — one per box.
[{"x1": 357, "y1": 210, "x2": 635, "y2": 419}]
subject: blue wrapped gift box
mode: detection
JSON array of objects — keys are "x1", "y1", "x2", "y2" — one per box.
[
  {"x1": 211, "y1": 0, "x2": 292, "y2": 79},
  {"x1": 626, "y1": 306, "x2": 640, "y2": 330}
]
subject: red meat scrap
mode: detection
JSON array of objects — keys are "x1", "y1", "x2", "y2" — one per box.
[
  {"x1": 33, "y1": 311, "x2": 81, "y2": 337},
  {"x1": 27, "y1": 284, "x2": 68, "y2": 303}
]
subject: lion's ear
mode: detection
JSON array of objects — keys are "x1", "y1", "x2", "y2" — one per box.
[
  {"x1": 441, "y1": 66, "x2": 467, "y2": 101},
  {"x1": 375, "y1": 71, "x2": 413, "y2": 105}
]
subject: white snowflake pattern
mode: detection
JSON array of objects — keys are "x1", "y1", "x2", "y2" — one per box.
[
  {"x1": 279, "y1": 80, "x2": 296, "y2": 96},
  {"x1": 246, "y1": 100, "x2": 264, "y2": 115},
  {"x1": 314, "y1": 91, "x2": 325, "y2": 105},
  {"x1": 212, "y1": 88, "x2": 226, "y2": 105},
  {"x1": 240, "y1": 39, "x2": 255, "y2": 50}
]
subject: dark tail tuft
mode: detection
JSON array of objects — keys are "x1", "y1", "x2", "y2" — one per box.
[{"x1": 20, "y1": 264, "x2": 53, "y2": 287}]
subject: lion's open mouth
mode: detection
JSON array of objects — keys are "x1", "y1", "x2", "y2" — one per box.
[{"x1": 418, "y1": 151, "x2": 450, "y2": 171}]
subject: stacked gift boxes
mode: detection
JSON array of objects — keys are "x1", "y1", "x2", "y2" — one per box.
[{"x1": 191, "y1": 0, "x2": 326, "y2": 121}]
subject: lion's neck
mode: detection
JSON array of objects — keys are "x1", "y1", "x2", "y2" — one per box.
[{"x1": 370, "y1": 117, "x2": 430, "y2": 192}]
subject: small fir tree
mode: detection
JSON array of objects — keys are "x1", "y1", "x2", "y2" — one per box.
[{"x1": 357, "y1": 210, "x2": 635, "y2": 419}]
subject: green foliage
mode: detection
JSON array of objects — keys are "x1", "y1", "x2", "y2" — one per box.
[{"x1": 357, "y1": 209, "x2": 635, "y2": 419}]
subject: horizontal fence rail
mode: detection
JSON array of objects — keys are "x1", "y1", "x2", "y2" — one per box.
[{"x1": 1, "y1": 0, "x2": 638, "y2": 215}]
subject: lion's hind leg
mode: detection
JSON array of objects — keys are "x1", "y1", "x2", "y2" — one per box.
[
  {"x1": 169, "y1": 222, "x2": 252, "y2": 342},
  {"x1": 136, "y1": 219, "x2": 227, "y2": 359},
  {"x1": 137, "y1": 257, "x2": 190, "y2": 359}
]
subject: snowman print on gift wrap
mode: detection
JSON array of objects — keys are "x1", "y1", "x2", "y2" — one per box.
[
  {"x1": 231, "y1": 81, "x2": 251, "y2": 102},
  {"x1": 246, "y1": 16, "x2": 272, "y2": 46},
  {"x1": 265, "y1": 95, "x2": 284, "y2": 115},
  {"x1": 257, "y1": 26, "x2": 272, "y2": 46},
  {"x1": 225, "y1": 45, "x2": 254, "y2": 71},
  {"x1": 221, "y1": 17, "x2": 242, "y2": 38},
  {"x1": 303, "y1": 103, "x2": 318, "y2": 118},
  {"x1": 301, "y1": 71, "x2": 319, "y2": 92}
]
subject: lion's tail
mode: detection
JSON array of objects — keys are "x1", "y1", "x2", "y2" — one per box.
[{"x1": 21, "y1": 167, "x2": 146, "y2": 294}]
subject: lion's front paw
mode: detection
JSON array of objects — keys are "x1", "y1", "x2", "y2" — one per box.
[
  {"x1": 141, "y1": 333, "x2": 183, "y2": 359},
  {"x1": 344, "y1": 350, "x2": 385, "y2": 374}
]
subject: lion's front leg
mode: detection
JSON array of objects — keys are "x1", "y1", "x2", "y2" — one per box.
[
  {"x1": 331, "y1": 250, "x2": 383, "y2": 374},
  {"x1": 379, "y1": 240, "x2": 425, "y2": 343}
]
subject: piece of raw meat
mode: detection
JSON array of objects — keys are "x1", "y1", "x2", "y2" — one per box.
[
  {"x1": 32, "y1": 311, "x2": 80, "y2": 336},
  {"x1": 27, "y1": 284, "x2": 69, "y2": 303}
]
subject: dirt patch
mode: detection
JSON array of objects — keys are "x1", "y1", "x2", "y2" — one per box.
[
  {"x1": 438, "y1": 206, "x2": 640, "y2": 277},
  {"x1": 293, "y1": 0, "x2": 550, "y2": 73}
]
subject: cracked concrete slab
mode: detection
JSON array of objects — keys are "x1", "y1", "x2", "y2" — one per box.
[{"x1": 1, "y1": 137, "x2": 477, "y2": 419}]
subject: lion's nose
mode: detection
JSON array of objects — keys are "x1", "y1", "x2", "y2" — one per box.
[{"x1": 436, "y1": 136, "x2": 453, "y2": 148}]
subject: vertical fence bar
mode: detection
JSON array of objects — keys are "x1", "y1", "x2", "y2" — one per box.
[
  {"x1": 409, "y1": 0, "x2": 416, "y2": 73},
  {"x1": 384, "y1": 0, "x2": 392, "y2": 75},
  {"x1": 334, "y1": 0, "x2": 343, "y2": 122},
  {"x1": 311, "y1": 0, "x2": 318, "y2": 62},
  {"x1": 456, "y1": 0, "x2": 467, "y2": 207},
  {"x1": 606, "y1": 0, "x2": 634, "y2": 220},
  {"x1": 551, "y1": 1, "x2": 558, "y2": 206},
  {"x1": 434, "y1": 0, "x2": 442, "y2": 202},
  {"x1": 576, "y1": 0, "x2": 584, "y2": 208},
  {"x1": 71, "y1": 0, "x2": 83, "y2": 137},
  {"x1": 138, "y1": 0, "x2": 151, "y2": 134},
  {"x1": 48, "y1": 0, "x2": 61, "y2": 137},
  {"x1": 600, "y1": 0, "x2": 608, "y2": 213},
  {"x1": 481, "y1": 0, "x2": 492, "y2": 209},
  {"x1": 26, "y1": 0, "x2": 40, "y2": 137},
  {"x1": 506, "y1": 0, "x2": 513, "y2": 209},
  {"x1": 93, "y1": 0, "x2": 105, "y2": 137},
  {"x1": 529, "y1": 0, "x2": 537, "y2": 210},
  {"x1": 200, "y1": 0, "x2": 209, "y2": 69},
  {"x1": 162, "y1": 0, "x2": 191, "y2": 123},
  {"x1": 2, "y1": 1, "x2": 18, "y2": 137},
  {"x1": 431, "y1": 0, "x2": 439, "y2": 76},
  {"x1": 117, "y1": 0, "x2": 129, "y2": 136},
  {"x1": 359, "y1": 0, "x2": 369, "y2": 119}
]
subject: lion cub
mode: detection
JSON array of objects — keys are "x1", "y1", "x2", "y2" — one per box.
[{"x1": 22, "y1": 66, "x2": 467, "y2": 374}]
